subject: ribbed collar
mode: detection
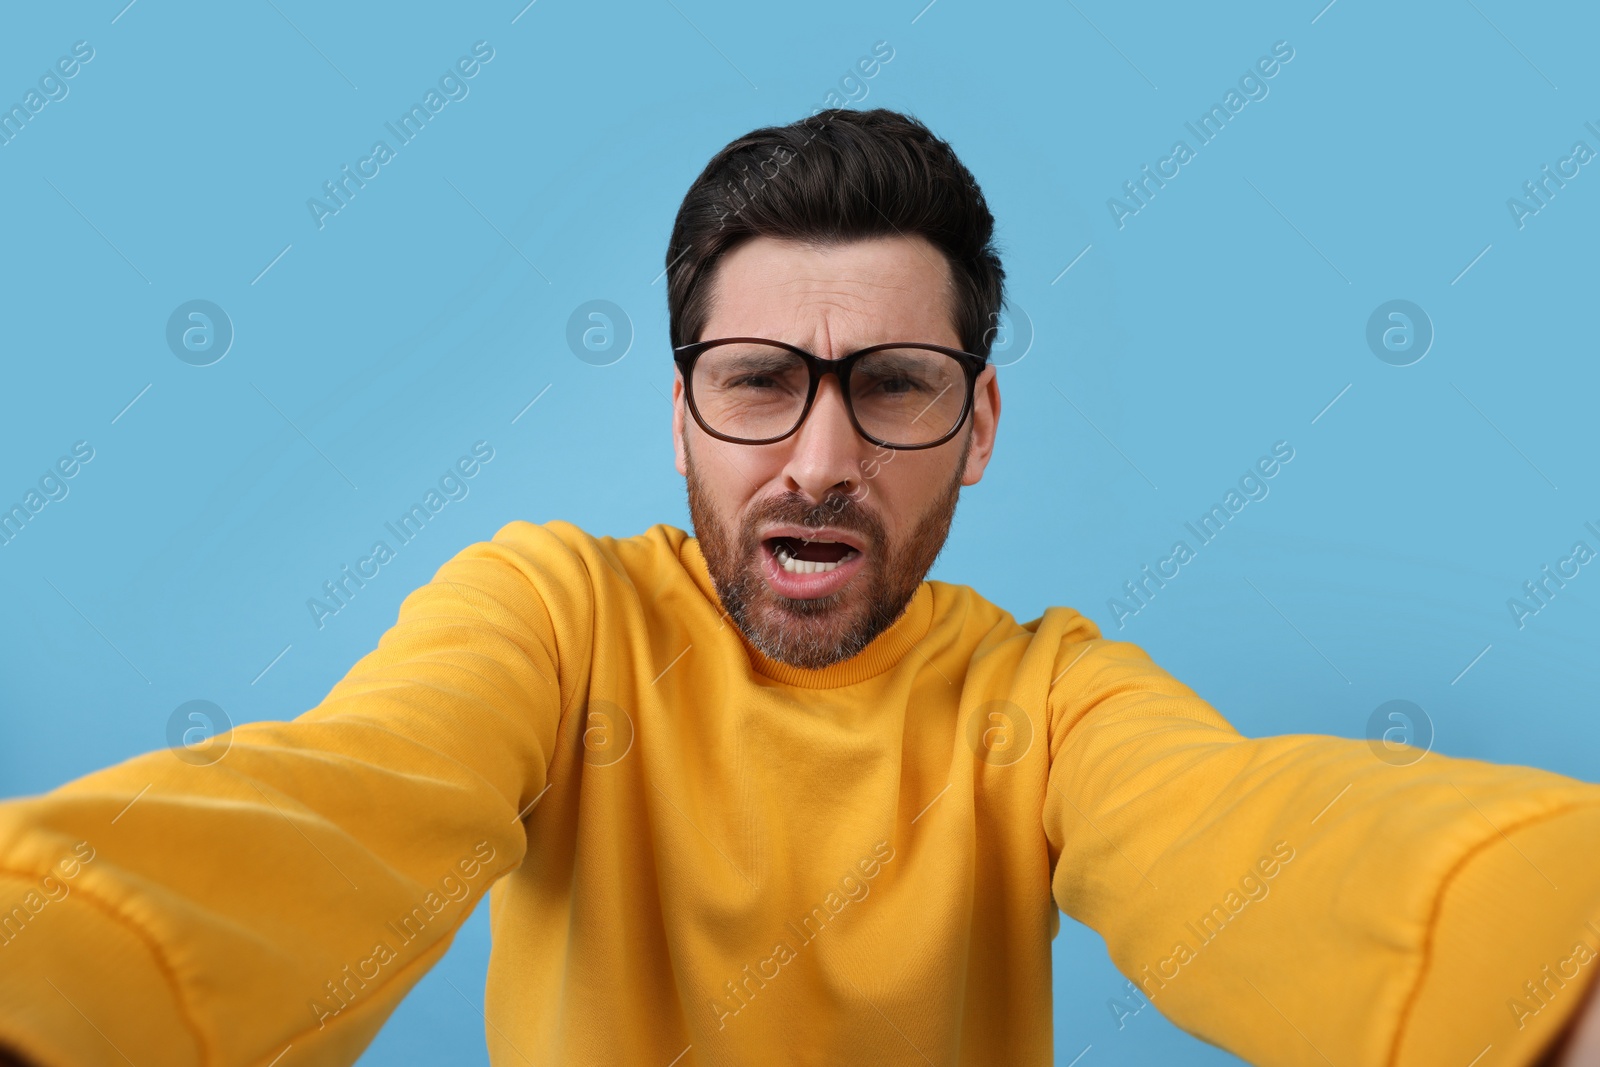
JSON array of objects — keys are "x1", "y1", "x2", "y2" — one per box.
[{"x1": 678, "y1": 535, "x2": 935, "y2": 690}]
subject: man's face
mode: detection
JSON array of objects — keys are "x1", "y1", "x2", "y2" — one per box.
[{"x1": 673, "y1": 235, "x2": 1001, "y2": 669}]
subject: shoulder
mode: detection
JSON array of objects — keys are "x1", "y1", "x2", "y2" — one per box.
[
  {"x1": 451, "y1": 520, "x2": 698, "y2": 613},
  {"x1": 924, "y1": 579, "x2": 1104, "y2": 646},
  {"x1": 478, "y1": 520, "x2": 689, "y2": 575},
  {"x1": 418, "y1": 519, "x2": 696, "y2": 675},
  {"x1": 923, "y1": 582, "x2": 1199, "y2": 714},
  {"x1": 920, "y1": 580, "x2": 1110, "y2": 689}
]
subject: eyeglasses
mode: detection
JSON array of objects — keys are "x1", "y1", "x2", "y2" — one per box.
[{"x1": 673, "y1": 336, "x2": 987, "y2": 450}]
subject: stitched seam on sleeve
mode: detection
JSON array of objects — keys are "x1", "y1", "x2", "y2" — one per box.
[
  {"x1": 1385, "y1": 801, "x2": 1600, "y2": 1067},
  {"x1": 0, "y1": 868, "x2": 212, "y2": 1065},
  {"x1": 0, "y1": 854, "x2": 526, "y2": 1066}
]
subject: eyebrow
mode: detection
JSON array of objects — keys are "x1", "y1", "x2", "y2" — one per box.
[{"x1": 702, "y1": 336, "x2": 956, "y2": 356}]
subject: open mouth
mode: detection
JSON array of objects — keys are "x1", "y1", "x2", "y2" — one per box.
[
  {"x1": 754, "y1": 524, "x2": 871, "y2": 601},
  {"x1": 766, "y1": 536, "x2": 861, "y2": 575}
]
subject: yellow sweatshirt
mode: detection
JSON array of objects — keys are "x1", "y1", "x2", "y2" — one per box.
[{"x1": 1, "y1": 520, "x2": 1598, "y2": 1066}]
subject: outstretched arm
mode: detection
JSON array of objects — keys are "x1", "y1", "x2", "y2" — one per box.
[
  {"x1": 1043, "y1": 629, "x2": 1600, "y2": 1067},
  {"x1": 0, "y1": 522, "x2": 588, "y2": 1067}
]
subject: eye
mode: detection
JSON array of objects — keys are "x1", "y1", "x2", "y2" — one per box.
[
  {"x1": 858, "y1": 368, "x2": 930, "y2": 396},
  {"x1": 696, "y1": 347, "x2": 808, "y2": 398}
]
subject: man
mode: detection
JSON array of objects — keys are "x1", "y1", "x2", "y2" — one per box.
[{"x1": 1, "y1": 108, "x2": 1597, "y2": 1066}]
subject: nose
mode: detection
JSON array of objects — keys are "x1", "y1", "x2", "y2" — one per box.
[{"x1": 779, "y1": 374, "x2": 864, "y2": 503}]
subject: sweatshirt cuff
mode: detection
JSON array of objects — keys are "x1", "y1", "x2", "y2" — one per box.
[
  {"x1": 1397, "y1": 803, "x2": 1600, "y2": 1066},
  {"x1": 0, "y1": 874, "x2": 201, "y2": 1067}
]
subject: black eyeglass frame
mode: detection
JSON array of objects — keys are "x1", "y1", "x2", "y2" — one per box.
[{"x1": 672, "y1": 336, "x2": 988, "y2": 451}]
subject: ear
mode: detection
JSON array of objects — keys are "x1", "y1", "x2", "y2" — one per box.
[
  {"x1": 672, "y1": 368, "x2": 689, "y2": 477},
  {"x1": 961, "y1": 364, "x2": 1001, "y2": 486}
]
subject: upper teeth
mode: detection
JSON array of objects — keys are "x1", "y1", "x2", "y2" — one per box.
[{"x1": 775, "y1": 541, "x2": 857, "y2": 575}]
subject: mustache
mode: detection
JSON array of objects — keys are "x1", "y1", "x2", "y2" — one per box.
[{"x1": 741, "y1": 489, "x2": 884, "y2": 548}]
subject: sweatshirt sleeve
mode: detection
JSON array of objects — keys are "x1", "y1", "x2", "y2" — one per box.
[
  {"x1": 1042, "y1": 625, "x2": 1600, "y2": 1067},
  {"x1": 0, "y1": 523, "x2": 589, "y2": 1067}
]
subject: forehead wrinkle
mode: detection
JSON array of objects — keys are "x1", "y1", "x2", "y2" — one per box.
[
  {"x1": 776, "y1": 294, "x2": 922, "y2": 357},
  {"x1": 725, "y1": 281, "x2": 894, "y2": 338},
  {"x1": 704, "y1": 235, "x2": 959, "y2": 349}
]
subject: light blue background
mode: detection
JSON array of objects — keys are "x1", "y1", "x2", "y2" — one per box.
[{"x1": 3, "y1": 1, "x2": 1598, "y2": 1063}]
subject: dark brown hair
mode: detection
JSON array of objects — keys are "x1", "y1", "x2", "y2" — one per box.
[{"x1": 664, "y1": 108, "x2": 1006, "y2": 359}]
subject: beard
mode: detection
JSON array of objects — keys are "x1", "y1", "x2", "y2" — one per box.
[{"x1": 685, "y1": 436, "x2": 969, "y2": 670}]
